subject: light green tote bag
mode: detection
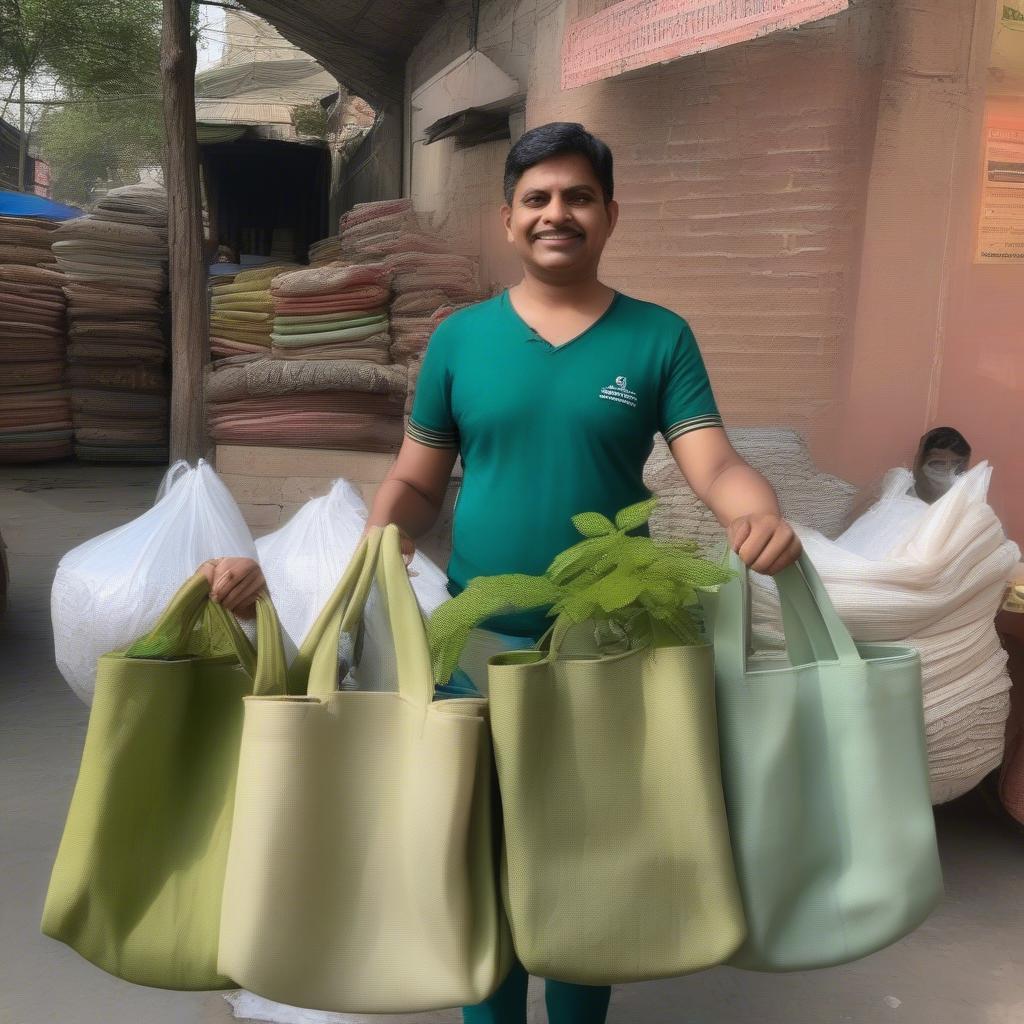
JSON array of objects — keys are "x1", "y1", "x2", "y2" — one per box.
[
  {"x1": 486, "y1": 615, "x2": 746, "y2": 986},
  {"x1": 217, "y1": 525, "x2": 513, "y2": 1013},
  {"x1": 41, "y1": 574, "x2": 287, "y2": 990},
  {"x1": 710, "y1": 551, "x2": 943, "y2": 971}
]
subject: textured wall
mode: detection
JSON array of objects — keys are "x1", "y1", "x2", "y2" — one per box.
[{"x1": 406, "y1": 0, "x2": 889, "y2": 459}]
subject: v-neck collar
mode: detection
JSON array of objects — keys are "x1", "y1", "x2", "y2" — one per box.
[{"x1": 501, "y1": 288, "x2": 621, "y2": 353}]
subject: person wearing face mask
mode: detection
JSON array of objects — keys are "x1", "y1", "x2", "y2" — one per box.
[
  {"x1": 910, "y1": 426, "x2": 971, "y2": 504},
  {"x1": 200, "y1": 123, "x2": 803, "y2": 1023}
]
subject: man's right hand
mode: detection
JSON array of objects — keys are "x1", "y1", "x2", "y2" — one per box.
[
  {"x1": 362, "y1": 523, "x2": 417, "y2": 574},
  {"x1": 197, "y1": 557, "x2": 266, "y2": 617}
]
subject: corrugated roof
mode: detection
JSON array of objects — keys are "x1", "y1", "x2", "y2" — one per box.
[{"x1": 234, "y1": 0, "x2": 445, "y2": 105}]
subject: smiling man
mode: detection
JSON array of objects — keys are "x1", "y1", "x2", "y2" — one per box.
[
  {"x1": 202, "y1": 122, "x2": 803, "y2": 1022},
  {"x1": 361, "y1": 122, "x2": 802, "y2": 1023}
]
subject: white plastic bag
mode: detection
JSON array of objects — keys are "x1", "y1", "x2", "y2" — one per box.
[
  {"x1": 51, "y1": 459, "x2": 256, "y2": 704},
  {"x1": 747, "y1": 461, "x2": 1019, "y2": 803},
  {"x1": 833, "y1": 467, "x2": 930, "y2": 560},
  {"x1": 255, "y1": 479, "x2": 451, "y2": 688}
]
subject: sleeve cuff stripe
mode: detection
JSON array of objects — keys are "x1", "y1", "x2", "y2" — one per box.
[
  {"x1": 663, "y1": 414, "x2": 723, "y2": 442},
  {"x1": 407, "y1": 420, "x2": 459, "y2": 448}
]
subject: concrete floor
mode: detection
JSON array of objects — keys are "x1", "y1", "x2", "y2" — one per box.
[{"x1": 1, "y1": 462, "x2": 1022, "y2": 1024}]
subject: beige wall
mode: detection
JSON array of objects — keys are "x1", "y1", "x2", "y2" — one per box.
[{"x1": 406, "y1": 0, "x2": 1023, "y2": 544}]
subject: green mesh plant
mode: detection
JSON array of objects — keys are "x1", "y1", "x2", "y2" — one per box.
[{"x1": 427, "y1": 498, "x2": 735, "y2": 683}]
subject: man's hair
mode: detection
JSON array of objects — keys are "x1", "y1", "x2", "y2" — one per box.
[
  {"x1": 503, "y1": 122, "x2": 614, "y2": 204},
  {"x1": 919, "y1": 426, "x2": 971, "y2": 458}
]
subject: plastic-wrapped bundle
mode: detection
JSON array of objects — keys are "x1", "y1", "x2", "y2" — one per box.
[
  {"x1": 51, "y1": 459, "x2": 256, "y2": 703},
  {"x1": 256, "y1": 478, "x2": 451, "y2": 689},
  {"x1": 746, "y1": 462, "x2": 1019, "y2": 803}
]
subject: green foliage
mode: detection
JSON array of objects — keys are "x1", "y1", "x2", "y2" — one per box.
[
  {"x1": 290, "y1": 101, "x2": 328, "y2": 139},
  {"x1": 426, "y1": 499, "x2": 736, "y2": 683},
  {"x1": 0, "y1": 0, "x2": 165, "y2": 200}
]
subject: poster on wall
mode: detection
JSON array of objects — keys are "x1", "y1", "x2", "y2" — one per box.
[
  {"x1": 561, "y1": 0, "x2": 849, "y2": 91},
  {"x1": 975, "y1": 124, "x2": 1024, "y2": 264}
]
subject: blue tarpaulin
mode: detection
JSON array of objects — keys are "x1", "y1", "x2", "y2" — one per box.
[{"x1": 0, "y1": 190, "x2": 83, "y2": 220}]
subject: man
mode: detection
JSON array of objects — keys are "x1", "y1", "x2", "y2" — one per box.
[
  {"x1": 204, "y1": 122, "x2": 802, "y2": 1022},
  {"x1": 909, "y1": 426, "x2": 970, "y2": 504}
]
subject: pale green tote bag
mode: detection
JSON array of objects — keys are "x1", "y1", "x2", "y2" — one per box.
[
  {"x1": 217, "y1": 525, "x2": 513, "y2": 1013},
  {"x1": 710, "y1": 551, "x2": 943, "y2": 971},
  {"x1": 41, "y1": 574, "x2": 287, "y2": 990},
  {"x1": 487, "y1": 615, "x2": 747, "y2": 986}
]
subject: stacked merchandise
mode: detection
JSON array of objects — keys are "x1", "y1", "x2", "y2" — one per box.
[
  {"x1": 51, "y1": 185, "x2": 171, "y2": 463},
  {"x1": 0, "y1": 214, "x2": 59, "y2": 267},
  {"x1": 208, "y1": 264, "x2": 299, "y2": 363},
  {"x1": 307, "y1": 235, "x2": 342, "y2": 267},
  {"x1": 334, "y1": 199, "x2": 485, "y2": 366},
  {"x1": 205, "y1": 358, "x2": 407, "y2": 452},
  {"x1": 0, "y1": 227, "x2": 73, "y2": 461},
  {"x1": 268, "y1": 263, "x2": 391, "y2": 363}
]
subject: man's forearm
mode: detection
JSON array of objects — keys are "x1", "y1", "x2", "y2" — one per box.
[
  {"x1": 365, "y1": 476, "x2": 441, "y2": 539},
  {"x1": 701, "y1": 459, "x2": 781, "y2": 528}
]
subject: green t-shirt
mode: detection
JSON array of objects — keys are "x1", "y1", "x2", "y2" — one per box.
[{"x1": 407, "y1": 289, "x2": 722, "y2": 636}]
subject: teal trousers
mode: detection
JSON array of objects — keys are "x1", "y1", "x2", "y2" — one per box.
[{"x1": 464, "y1": 958, "x2": 611, "y2": 1024}]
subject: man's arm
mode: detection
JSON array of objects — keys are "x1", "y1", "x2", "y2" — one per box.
[
  {"x1": 365, "y1": 435, "x2": 459, "y2": 560},
  {"x1": 667, "y1": 426, "x2": 802, "y2": 575}
]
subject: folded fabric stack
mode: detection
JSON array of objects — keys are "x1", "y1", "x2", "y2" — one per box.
[
  {"x1": 209, "y1": 263, "x2": 300, "y2": 363},
  {"x1": 336, "y1": 198, "x2": 419, "y2": 262},
  {"x1": 383, "y1": 250, "x2": 482, "y2": 364},
  {"x1": 205, "y1": 357, "x2": 407, "y2": 452},
  {"x1": 308, "y1": 235, "x2": 343, "y2": 267},
  {"x1": 268, "y1": 262, "x2": 392, "y2": 363},
  {"x1": 0, "y1": 262, "x2": 73, "y2": 463},
  {"x1": 51, "y1": 185, "x2": 171, "y2": 463},
  {"x1": 0, "y1": 214, "x2": 59, "y2": 268}
]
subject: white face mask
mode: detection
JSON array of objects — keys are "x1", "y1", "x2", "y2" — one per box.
[{"x1": 921, "y1": 464, "x2": 963, "y2": 487}]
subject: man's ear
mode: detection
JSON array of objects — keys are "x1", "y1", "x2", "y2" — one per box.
[
  {"x1": 605, "y1": 199, "x2": 620, "y2": 237},
  {"x1": 500, "y1": 203, "x2": 514, "y2": 242}
]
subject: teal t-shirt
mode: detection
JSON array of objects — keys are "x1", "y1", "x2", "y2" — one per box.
[{"x1": 407, "y1": 289, "x2": 722, "y2": 636}]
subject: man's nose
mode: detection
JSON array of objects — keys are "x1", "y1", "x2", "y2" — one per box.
[{"x1": 543, "y1": 197, "x2": 571, "y2": 223}]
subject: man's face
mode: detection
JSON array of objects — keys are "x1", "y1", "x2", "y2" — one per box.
[
  {"x1": 913, "y1": 446, "x2": 968, "y2": 503},
  {"x1": 501, "y1": 152, "x2": 618, "y2": 281}
]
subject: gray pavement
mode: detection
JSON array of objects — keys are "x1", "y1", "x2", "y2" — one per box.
[{"x1": 1, "y1": 462, "x2": 1022, "y2": 1024}]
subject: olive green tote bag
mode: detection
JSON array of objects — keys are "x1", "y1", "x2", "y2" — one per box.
[
  {"x1": 486, "y1": 615, "x2": 746, "y2": 986},
  {"x1": 217, "y1": 526, "x2": 513, "y2": 1013},
  {"x1": 710, "y1": 551, "x2": 943, "y2": 971},
  {"x1": 41, "y1": 574, "x2": 287, "y2": 990}
]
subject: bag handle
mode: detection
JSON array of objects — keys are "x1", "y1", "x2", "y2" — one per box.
[
  {"x1": 715, "y1": 550, "x2": 861, "y2": 677},
  {"x1": 122, "y1": 572, "x2": 286, "y2": 696},
  {"x1": 299, "y1": 525, "x2": 436, "y2": 706},
  {"x1": 291, "y1": 526, "x2": 384, "y2": 699}
]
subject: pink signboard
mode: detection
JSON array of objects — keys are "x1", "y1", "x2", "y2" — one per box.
[{"x1": 562, "y1": 0, "x2": 849, "y2": 90}]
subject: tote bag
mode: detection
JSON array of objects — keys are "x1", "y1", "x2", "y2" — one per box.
[
  {"x1": 41, "y1": 575, "x2": 286, "y2": 989},
  {"x1": 217, "y1": 525, "x2": 512, "y2": 1013},
  {"x1": 486, "y1": 615, "x2": 746, "y2": 985},
  {"x1": 711, "y1": 551, "x2": 943, "y2": 971}
]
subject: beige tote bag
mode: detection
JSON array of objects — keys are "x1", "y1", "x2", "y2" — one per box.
[{"x1": 217, "y1": 525, "x2": 512, "y2": 1013}]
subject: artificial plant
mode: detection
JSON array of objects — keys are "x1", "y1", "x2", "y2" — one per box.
[{"x1": 426, "y1": 498, "x2": 736, "y2": 683}]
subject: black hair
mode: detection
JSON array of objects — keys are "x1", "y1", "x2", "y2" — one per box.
[
  {"x1": 503, "y1": 122, "x2": 614, "y2": 204},
  {"x1": 919, "y1": 426, "x2": 971, "y2": 458}
]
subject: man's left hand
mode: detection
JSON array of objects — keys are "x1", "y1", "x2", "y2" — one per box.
[{"x1": 727, "y1": 513, "x2": 802, "y2": 575}]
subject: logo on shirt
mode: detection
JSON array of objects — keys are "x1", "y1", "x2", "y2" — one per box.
[{"x1": 599, "y1": 375, "x2": 638, "y2": 409}]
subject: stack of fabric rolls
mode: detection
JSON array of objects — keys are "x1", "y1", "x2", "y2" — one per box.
[
  {"x1": 0, "y1": 214, "x2": 59, "y2": 268},
  {"x1": 336, "y1": 198, "x2": 418, "y2": 262},
  {"x1": 0, "y1": 243, "x2": 73, "y2": 463},
  {"x1": 328, "y1": 199, "x2": 485, "y2": 366},
  {"x1": 308, "y1": 235, "x2": 343, "y2": 267},
  {"x1": 268, "y1": 263, "x2": 391, "y2": 363},
  {"x1": 209, "y1": 264, "x2": 299, "y2": 363},
  {"x1": 50, "y1": 184, "x2": 171, "y2": 463},
  {"x1": 205, "y1": 357, "x2": 407, "y2": 452}
]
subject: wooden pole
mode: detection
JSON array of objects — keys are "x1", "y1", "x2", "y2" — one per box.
[{"x1": 161, "y1": 0, "x2": 207, "y2": 463}]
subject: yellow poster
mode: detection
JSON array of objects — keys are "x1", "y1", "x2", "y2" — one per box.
[{"x1": 975, "y1": 124, "x2": 1024, "y2": 264}]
